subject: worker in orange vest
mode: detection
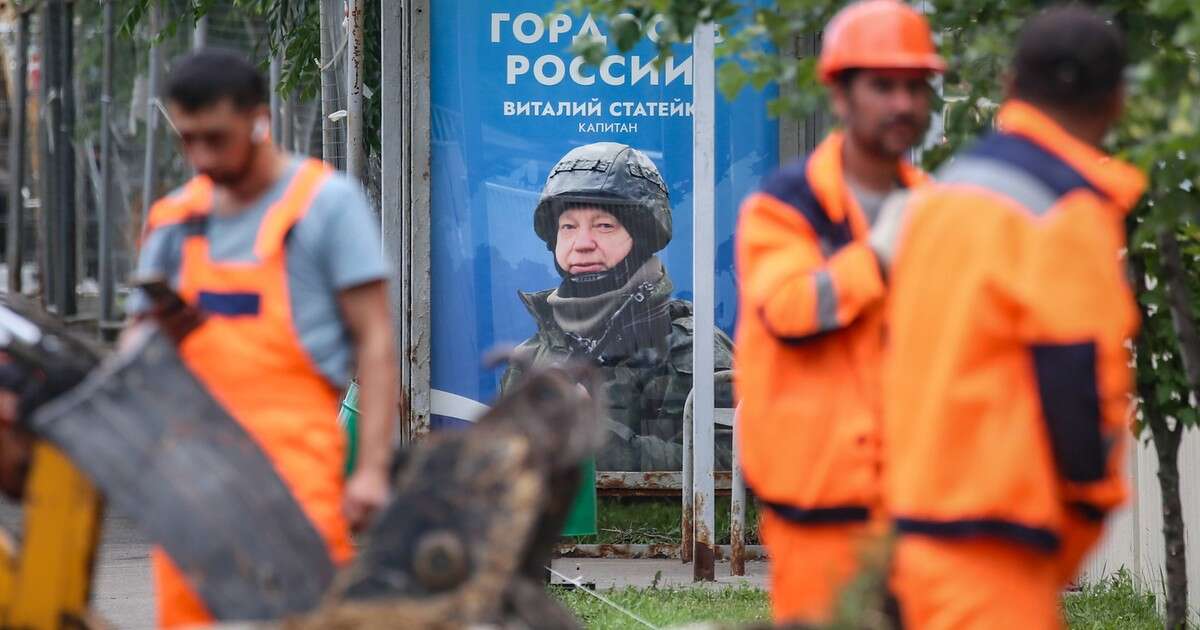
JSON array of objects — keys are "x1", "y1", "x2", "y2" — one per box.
[
  {"x1": 883, "y1": 7, "x2": 1144, "y2": 629},
  {"x1": 734, "y1": 1, "x2": 944, "y2": 623},
  {"x1": 130, "y1": 49, "x2": 400, "y2": 627}
]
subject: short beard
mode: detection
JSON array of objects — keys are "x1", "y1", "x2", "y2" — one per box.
[
  {"x1": 846, "y1": 107, "x2": 928, "y2": 161},
  {"x1": 204, "y1": 140, "x2": 262, "y2": 188},
  {"x1": 851, "y1": 127, "x2": 904, "y2": 161}
]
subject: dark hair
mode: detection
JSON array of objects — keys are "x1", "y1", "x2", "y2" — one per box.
[
  {"x1": 165, "y1": 48, "x2": 267, "y2": 112},
  {"x1": 1012, "y1": 6, "x2": 1127, "y2": 112}
]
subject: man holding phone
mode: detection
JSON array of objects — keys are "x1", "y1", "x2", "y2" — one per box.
[{"x1": 129, "y1": 49, "x2": 399, "y2": 628}]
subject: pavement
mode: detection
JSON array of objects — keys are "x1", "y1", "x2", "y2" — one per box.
[
  {"x1": 0, "y1": 500, "x2": 766, "y2": 629},
  {"x1": 92, "y1": 513, "x2": 157, "y2": 630},
  {"x1": 0, "y1": 501, "x2": 157, "y2": 629}
]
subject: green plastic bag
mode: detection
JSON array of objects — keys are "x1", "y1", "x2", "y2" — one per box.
[
  {"x1": 337, "y1": 381, "x2": 360, "y2": 477},
  {"x1": 561, "y1": 458, "x2": 597, "y2": 536}
]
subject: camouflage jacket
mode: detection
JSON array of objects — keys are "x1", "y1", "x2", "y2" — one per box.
[{"x1": 500, "y1": 287, "x2": 735, "y2": 471}]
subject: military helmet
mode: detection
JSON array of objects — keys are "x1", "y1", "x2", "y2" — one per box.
[{"x1": 533, "y1": 142, "x2": 672, "y2": 253}]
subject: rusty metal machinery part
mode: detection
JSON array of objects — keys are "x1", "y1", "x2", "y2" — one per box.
[
  {"x1": 30, "y1": 328, "x2": 335, "y2": 621},
  {"x1": 413, "y1": 530, "x2": 469, "y2": 592},
  {"x1": 290, "y1": 365, "x2": 600, "y2": 630},
  {"x1": 0, "y1": 301, "x2": 604, "y2": 629}
]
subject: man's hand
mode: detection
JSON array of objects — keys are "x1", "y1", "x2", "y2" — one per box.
[
  {"x1": 868, "y1": 189, "x2": 912, "y2": 272},
  {"x1": 149, "y1": 301, "x2": 206, "y2": 344},
  {"x1": 337, "y1": 279, "x2": 399, "y2": 533},
  {"x1": 343, "y1": 465, "x2": 390, "y2": 533}
]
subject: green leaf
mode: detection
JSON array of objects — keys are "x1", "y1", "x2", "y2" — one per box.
[
  {"x1": 1157, "y1": 381, "x2": 1176, "y2": 406},
  {"x1": 611, "y1": 13, "x2": 643, "y2": 52},
  {"x1": 717, "y1": 63, "x2": 749, "y2": 100},
  {"x1": 574, "y1": 38, "x2": 608, "y2": 65}
]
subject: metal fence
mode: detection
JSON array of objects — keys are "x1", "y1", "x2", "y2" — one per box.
[{"x1": 0, "y1": 0, "x2": 366, "y2": 335}]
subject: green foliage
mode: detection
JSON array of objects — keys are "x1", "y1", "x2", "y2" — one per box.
[
  {"x1": 1132, "y1": 223, "x2": 1200, "y2": 435},
  {"x1": 563, "y1": 1, "x2": 840, "y2": 120},
  {"x1": 561, "y1": 0, "x2": 746, "y2": 66},
  {"x1": 226, "y1": 0, "x2": 320, "y2": 96},
  {"x1": 1063, "y1": 569, "x2": 1165, "y2": 630},
  {"x1": 550, "y1": 569, "x2": 1162, "y2": 629},
  {"x1": 117, "y1": 0, "x2": 383, "y2": 154},
  {"x1": 553, "y1": 584, "x2": 770, "y2": 629}
]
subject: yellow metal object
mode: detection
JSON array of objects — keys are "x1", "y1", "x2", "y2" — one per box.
[
  {"x1": 0, "y1": 442, "x2": 103, "y2": 629},
  {"x1": 0, "y1": 527, "x2": 14, "y2": 618}
]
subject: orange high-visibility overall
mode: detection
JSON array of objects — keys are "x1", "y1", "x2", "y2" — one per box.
[
  {"x1": 735, "y1": 132, "x2": 927, "y2": 624},
  {"x1": 883, "y1": 101, "x2": 1147, "y2": 630},
  {"x1": 143, "y1": 159, "x2": 353, "y2": 627}
]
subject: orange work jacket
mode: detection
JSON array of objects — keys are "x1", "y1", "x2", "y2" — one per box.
[
  {"x1": 883, "y1": 101, "x2": 1147, "y2": 563},
  {"x1": 735, "y1": 132, "x2": 927, "y2": 523},
  {"x1": 142, "y1": 158, "x2": 353, "y2": 627}
]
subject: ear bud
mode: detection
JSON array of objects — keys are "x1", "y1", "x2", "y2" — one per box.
[{"x1": 253, "y1": 118, "x2": 270, "y2": 143}]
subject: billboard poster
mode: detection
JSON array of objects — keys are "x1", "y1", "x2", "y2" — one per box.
[{"x1": 430, "y1": 2, "x2": 778, "y2": 472}]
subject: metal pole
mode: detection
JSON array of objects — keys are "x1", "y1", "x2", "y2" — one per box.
[
  {"x1": 7, "y1": 11, "x2": 29, "y2": 295},
  {"x1": 269, "y1": 52, "x2": 282, "y2": 146},
  {"x1": 141, "y1": 4, "x2": 161, "y2": 220},
  {"x1": 691, "y1": 22, "x2": 717, "y2": 583},
  {"x1": 345, "y1": 0, "x2": 364, "y2": 180},
  {"x1": 401, "y1": 0, "x2": 431, "y2": 438},
  {"x1": 682, "y1": 392, "x2": 694, "y2": 563},
  {"x1": 730, "y1": 408, "x2": 746, "y2": 576},
  {"x1": 99, "y1": 0, "x2": 115, "y2": 329},
  {"x1": 37, "y1": 4, "x2": 55, "y2": 306},
  {"x1": 73, "y1": 77, "x2": 85, "y2": 296},
  {"x1": 318, "y1": 0, "x2": 339, "y2": 168},
  {"x1": 60, "y1": 0, "x2": 76, "y2": 315},
  {"x1": 778, "y1": 33, "x2": 802, "y2": 163},
  {"x1": 41, "y1": 0, "x2": 65, "y2": 312},
  {"x1": 193, "y1": 14, "x2": 208, "y2": 49},
  {"x1": 380, "y1": 0, "x2": 405, "y2": 436},
  {"x1": 281, "y1": 92, "x2": 295, "y2": 152}
]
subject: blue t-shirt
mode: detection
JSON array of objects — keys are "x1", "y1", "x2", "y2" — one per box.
[{"x1": 131, "y1": 158, "x2": 390, "y2": 388}]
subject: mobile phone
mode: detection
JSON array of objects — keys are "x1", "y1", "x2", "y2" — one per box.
[{"x1": 132, "y1": 276, "x2": 187, "y2": 314}]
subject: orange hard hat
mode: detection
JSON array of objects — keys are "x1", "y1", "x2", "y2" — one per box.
[{"x1": 817, "y1": 0, "x2": 946, "y2": 84}]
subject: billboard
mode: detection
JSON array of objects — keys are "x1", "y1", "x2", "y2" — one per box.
[{"x1": 430, "y1": 3, "x2": 778, "y2": 471}]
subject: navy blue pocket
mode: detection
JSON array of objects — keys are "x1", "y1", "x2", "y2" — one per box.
[
  {"x1": 1031, "y1": 342, "x2": 1105, "y2": 482},
  {"x1": 198, "y1": 291, "x2": 261, "y2": 317}
]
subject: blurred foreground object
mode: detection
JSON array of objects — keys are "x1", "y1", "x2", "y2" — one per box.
[{"x1": 0, "y1": 299, "x2": 604, "y2": 629}]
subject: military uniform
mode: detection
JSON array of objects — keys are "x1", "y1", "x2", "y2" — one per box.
[
  {"x1": 500, "y1": 269, "x2": 734, "y2": 471},
  {"x1": 501, "y1": 142, "x2": 735, "y2": 471}
]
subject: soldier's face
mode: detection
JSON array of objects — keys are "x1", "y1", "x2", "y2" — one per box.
[
  {"x1": 832, "y1": 69, "x2": 932, "y2": 160},
  {"x1": 555, "y1": 208, "x2": 634, "y2": 275}
]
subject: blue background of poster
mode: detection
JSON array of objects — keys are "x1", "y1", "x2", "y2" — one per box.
[{"x1": 430, "y1": 3, "x2": 778, "y2": 422}]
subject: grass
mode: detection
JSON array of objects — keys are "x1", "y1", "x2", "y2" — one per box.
[
  {"x1": 570, "y1": 497, "x2": 761, "y2": 546},
  {"x1": 1063, "y1": 570, "x2": 1164, "y2": 630},
  {"x1": 562, "y1": 501, "x2": 1164, "y2": 628},
  {"x1": 550, "y1": 568, "x2": 1165, "y2": 629},
  {"x1": 553, "y1": 584, "x2": 770, "y2": 629}
]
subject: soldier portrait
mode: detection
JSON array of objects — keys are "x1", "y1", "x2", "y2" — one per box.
[{"x1": 500, "y1": 142, "x2": 735, "y2": 472}]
